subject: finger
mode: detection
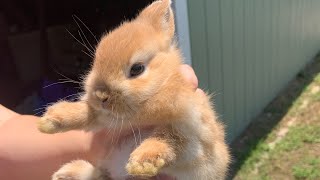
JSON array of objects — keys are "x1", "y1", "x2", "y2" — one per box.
[
  {"x1": 195, "y1": 88, "x2": 206, "y2": 97},
  {"x1": 179, "y1": 64, "x2": 198, "y2": 90}
]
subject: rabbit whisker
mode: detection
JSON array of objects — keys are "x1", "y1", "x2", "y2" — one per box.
[
  {"x1": 65, "y1": 28, "x2": 95, "y2": 55},
  {"x1": 129, "y1": 120, "x2": 138, "y2": 148},
  {"x1": 73, "y1": 16, "x2": 95, "y2": 52},
  {"x1": 73, "y1": 14, "x2": 99, "y2": 43}
]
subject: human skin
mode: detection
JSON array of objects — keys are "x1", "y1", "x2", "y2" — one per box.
[{"x1": 0, "y1": 65, "x2": 202, "y2": 180}]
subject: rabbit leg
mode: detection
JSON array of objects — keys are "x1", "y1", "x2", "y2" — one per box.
[
  {"x1": 126, "y1": 126, "x2": 185, "y2": 178},
  {"x1": 38, "y1": 101, "x2": 97, "y2": 134},
  {"x1": 52, "y1": 160, "x2": 111, "y2": 180}
]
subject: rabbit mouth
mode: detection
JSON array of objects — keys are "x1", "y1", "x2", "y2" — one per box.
[{"x1": 94, "y1": 90, "x2": 123, "y2": 111}]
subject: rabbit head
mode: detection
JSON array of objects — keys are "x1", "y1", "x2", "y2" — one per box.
[{"x1": 84, "y1": 0, "x2": 188, "y2": 122}]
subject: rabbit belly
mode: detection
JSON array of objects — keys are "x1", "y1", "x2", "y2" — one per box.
[
  {"x1": 98, "y1": 132, "x2": 150, "y2": 180},
  {"x1": 99, "y1": 136, "x2": 139, "y2": 179}
]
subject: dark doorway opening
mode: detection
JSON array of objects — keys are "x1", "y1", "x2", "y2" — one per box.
[{"x1": 0, "y1": 0, "x2": 154, "y2": 113}]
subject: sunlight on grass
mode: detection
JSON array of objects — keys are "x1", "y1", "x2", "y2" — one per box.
[
  {"x1": 292, "y1": 157, "x2": 320, "y2": 179},
  {"x1": 234, "y1": 59, "x2": 320, "y2": 179},
  {"x1": 236, "y1": 125, "x2": 320, "y2": 179},
  {"x1": 276, "y1": 125, "x2": 320, "y2": 152}
]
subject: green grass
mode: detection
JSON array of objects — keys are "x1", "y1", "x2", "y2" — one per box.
[
  {"x1": 276, "y1": 125, "x2": 320, "y2": 152},
  {"x1": 292, "y1": 157, "x2": 320, "y2": 179},
  {"x1": 235, "y1": 125, "x2": 320, "y2": 179},
  {"x1": 233, "y1": 60, "x2": 320, "y2": 179}
]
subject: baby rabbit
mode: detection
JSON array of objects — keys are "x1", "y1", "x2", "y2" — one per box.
[{"x1": 38, "y1": 0, "x2": 230, "y2": 179}]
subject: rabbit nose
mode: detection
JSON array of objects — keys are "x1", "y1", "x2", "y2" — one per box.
[
  {"x1": 95, "y1": 90, "x2": 109, "y2": 101},
  {"x1": 94, "y1": 90, "x2": 110, "y2": 108}
]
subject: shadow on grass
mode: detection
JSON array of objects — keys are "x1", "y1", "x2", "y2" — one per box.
[{"x1": 228, "y1": 55, "x2": 320, "y2": 179}]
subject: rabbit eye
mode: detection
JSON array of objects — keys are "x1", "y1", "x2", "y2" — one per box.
[{"x1": 129, "y1": 63, "x2": 145, "y2": 78}]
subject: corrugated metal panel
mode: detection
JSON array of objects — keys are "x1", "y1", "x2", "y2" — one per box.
[{"x1": 187, "y1": 0, "x2": 320, "y2": 141}]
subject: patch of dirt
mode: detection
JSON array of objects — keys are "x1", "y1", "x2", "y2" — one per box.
[{"x1": 311, "y1": 85, "x2": 320, "y2": 94}]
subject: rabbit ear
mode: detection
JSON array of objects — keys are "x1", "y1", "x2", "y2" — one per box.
[{"x1": 138, "y1": 0, "x2": 175, "y2": 40}]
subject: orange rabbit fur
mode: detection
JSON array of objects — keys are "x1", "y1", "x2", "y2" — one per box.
[{"x1": 38, "y1": 0, "x2": 230, "y2": 179}]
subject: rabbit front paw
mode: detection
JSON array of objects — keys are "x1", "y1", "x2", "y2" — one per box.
[
  {"x1": 37, "y1": 101, "x2": 80, "y2": 134},
  {"x1": 37, "y1": 101, "x2": 91, "y2": 134},
  {"x1": 126, "y1": 157, "x2": 165, "y2": 177},
  {"x1": 126, "y1": 141, "x2": 174, "y2": 177},
  {"x1": 38, "y1": 116, "x2": 64, "y2": 134}
]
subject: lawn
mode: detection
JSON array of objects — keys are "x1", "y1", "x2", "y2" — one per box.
[{"x1": 231, "y1": 56, "x2": 320, "y2": 180}]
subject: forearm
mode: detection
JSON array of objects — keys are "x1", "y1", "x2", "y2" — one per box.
[
  {"x1": 0, "y1": 104, "x2": 19, "y2": 126},
  {"x1": 0, "y1": 116, "x2": 96, "y2": 180}
]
